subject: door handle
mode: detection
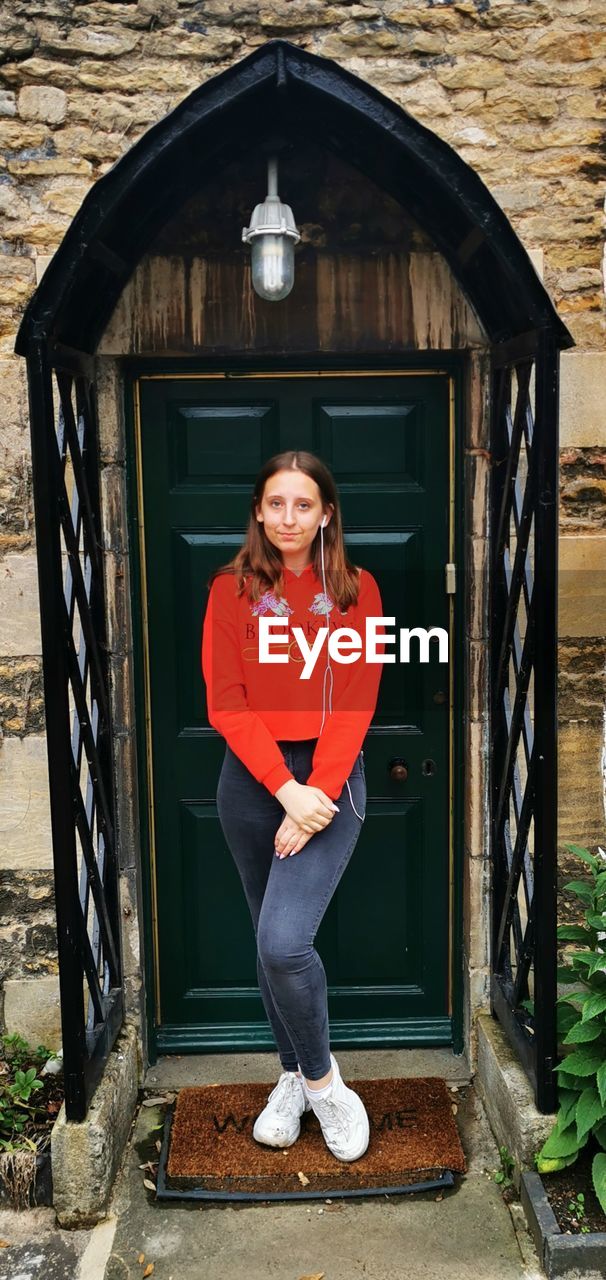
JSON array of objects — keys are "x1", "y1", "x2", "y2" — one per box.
[{"x1": 389, "y1": 759, "x2": 408, "y2": 782}]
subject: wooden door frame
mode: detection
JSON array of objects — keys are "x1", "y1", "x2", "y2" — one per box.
[{"x1": 123, "y1": 351, "x2": 466, "y2": 1066}]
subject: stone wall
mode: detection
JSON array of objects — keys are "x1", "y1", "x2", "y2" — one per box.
[{"x1": 1, "y1": 0, "x2": 606, "y2": 1044}]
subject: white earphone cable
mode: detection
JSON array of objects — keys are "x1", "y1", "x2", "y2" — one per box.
[{"x1": 319, "y1": 518, "x2": 365, "y2": 822}]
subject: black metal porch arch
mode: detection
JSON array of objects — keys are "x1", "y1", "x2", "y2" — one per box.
[{"x1": 15, "y1": 39, "x2": 574, "y2": 1120}]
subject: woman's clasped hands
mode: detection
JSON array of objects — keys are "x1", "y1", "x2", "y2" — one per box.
[{"x1": 273, "y1": 779, "x2": 339, "y2": 859}]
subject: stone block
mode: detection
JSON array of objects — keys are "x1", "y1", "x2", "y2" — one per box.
[
  {"x1": 558, "y1": 535, "x2": 606, "y2": 636},
  {"x1": 558, "y1": 719, "x2": 606, "y2": 852},
  {"x1": 560, "y1": 446, "x2": 606, "y2": 532},
  {"x1": 0, "y1": 656, "x2": 44, "y2": 734},
  {"x1": 463, "y1": 847, "x2": 490, "y2": 970},
  {"x1": 475, "y1": 1013, "x2": 556, "y2": 1188},
  {"x1": 465, "y1": 449, "x2": 489, "y2": 539},
  {"x1": 103, "y1": 549, "x2": 132, "y2": 657},
  {"x1": 466, "y1": 638, "x2": 488, "y2": 725},
  {"x1": 3, "y1": 975, "x2": 62, "y2": 1050},
  {"x1": 560, "y1": 352, "x2": 606, "y2": 447},
  {"x1": 96, "y1": 357, "x2": 126, "y2": 464},
  {"x1": 112, "y1": 732, "x2": 140, "y2": 875},
  {"x1": 109, "y1": 654, "x2": 135, "y2": 737},
  {"x1": 558, "y1": 637, "x2": 606, "y2": 721},
  {"x1": 465, "y1": 348, "x2": 491, "y2": 450},
  {"x1": 18, "y1": 85, "x2": 67, "y2": 124},
  {"x1": 100, "y1": 464, "x2": 129, "y2": 556},
  {"x1": 0, "y1": 553, "x2": 41, "y2": 654},
  {"x1": 464, "y1": 716, "x2": 490, "y2": 858},
  {"x1": 51, "y1": 1023, "x2": 140, "y2": 1227},
  {"x1": 467, "y1": 535, "x2": 488, "y2": 641},
  {"x1": 0, "y1": 735, "x2": 52, "y2": 870},
  {"x1": 0, "y1": 91, "x2": 16, "y2": 117}
]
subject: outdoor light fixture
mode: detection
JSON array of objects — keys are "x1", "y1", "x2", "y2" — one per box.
[{"x1": 242, "y1": 155, "x2": 301, "y2": 301}]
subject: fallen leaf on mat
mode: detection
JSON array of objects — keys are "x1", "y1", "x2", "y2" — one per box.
[
  {"x1": 138, "y1": 1255, "x2": 145, "y2": 1265},
  {"x1": 143, "y1": 1266, "x2": 154, "y2": 1277},
  {"x1": 297, "y1": 1171, "x2": 310, "y2": 1186},
  {"x1": 298, "y1": 1273, "x2": 324, "y2": 1279},
  {"x1": 0, "y1": 1241, "x2": 10, "y2": 1248},
  {"x1": 141, "y1": 1096, "x2": 169, "y2": 1106},
  {"x1": 143, "y1": 1178, "x2": 156, "y2": 1191}
]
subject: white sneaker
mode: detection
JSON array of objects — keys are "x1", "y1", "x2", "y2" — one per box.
[
  {"x1": 303, "y1": 1053, "x2": 370, "y2": 1161},
  {"x1": 252, "y1": 1070, "x2": 311, "y2": 1148}
]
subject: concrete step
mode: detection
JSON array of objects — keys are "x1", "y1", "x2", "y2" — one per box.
[{"x1": 144, "y1": 1046, "x2": 472, "y2": 1091}]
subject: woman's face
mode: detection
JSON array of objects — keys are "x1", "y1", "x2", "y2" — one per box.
[{"x1": 255, "y1": 469, "x2": 333, "y2": 565}]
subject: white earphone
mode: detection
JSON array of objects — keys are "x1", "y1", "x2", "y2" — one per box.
[{"x1": 318, "y1": 510, "x2": 364, "y2": 821}]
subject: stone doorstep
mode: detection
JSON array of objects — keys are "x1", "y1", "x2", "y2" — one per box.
[
  {"x1": 475, "y1": 1012, "x2": 557, "y2": 1193},
  {"x1": 143, "y1": 1044, "x2": 472, "y2": 1092},
  {"x1": 521, "y1": 1170, "x2": 606, "y2": 1279},
  {"x1": 50, "y1": 1023, "x2": 139, "y2": 1229}
]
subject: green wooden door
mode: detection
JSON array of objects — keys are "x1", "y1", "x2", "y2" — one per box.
[{"x1": 134, "y1": 372, "x2": 453, "y2": 1055}]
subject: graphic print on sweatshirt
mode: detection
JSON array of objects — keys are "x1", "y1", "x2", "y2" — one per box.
[{"x1": 250, "y1": 590, "x2": 294, "y2": 617}]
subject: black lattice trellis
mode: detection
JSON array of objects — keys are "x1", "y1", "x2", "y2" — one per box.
[
  {"x1": 490, "y1": 330, "x2": 559, "y2": 1113},
  {"x1": 26, "y1": 342, "x2": 123, "y2": 1122}
]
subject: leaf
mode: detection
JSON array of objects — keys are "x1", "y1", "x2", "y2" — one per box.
[
  {"x1": 565, "y1": 844, "x2": 599, "y2": 871},
  {"x1": 585, "y1": 913, "x2": 606, "y2": 930},
  {"x1": 143, "y1": 1178, "x2": 156, "y2": 1191},
  {"x1": 297, "y1": 1274, "x2": 325, "y2": 1280},
  {"x1": 597, "y1": 1061, "x2": 606, "y2": 1108},
  {"x1": 297, "y1": 1171, "x2": 310, "y2": 1186},
  {"x1": 575, "y1": 1086, "x2": 606, "y2": 1142},
  {"x1": 595, "y1": 871, "x2": 606, "y2": 895},
  {"x1": 581, "y1": 992, "x2": 606, "y2": 1022},
  {"x1": 557, "y1": 966, "x2": 579, "y2": 984},
  {"x1": 555, "y1": 1046, "x2": 605, "y2": 1076},
  {"x1": 141, "y1": 1097, "x2": 169, "y2": 1107},
  {"x1": 562, "y1": 1020, "x2": 604, "y2": 1044},
  {"x1": 563, "y1": 956, "x2": 594, "y2": 973},
  {"x1": 537, "y1": 1121, "x2": 583, "y2": 1161},
  {"x1": 557, "y1": 1005, "x2": 581, "y2": 1036},
  {"x1": 138, "y1": 1255, "x2": 145, "y2": 1265},
  {"x1": 143, "y1": 1266, "x2": 154, "y2": 1278},
  {"x1": 563, "y1": 880, "x2": 595, "y2": 904},
  {"x1": 592, "y1": 1152, "x2": 606, "y2": 1215},
  {"x1": 557, "y1": 926, "x2": 595, "y2": 943},
  {"x1": 594, "y1": 1119, "x2": 606, "y2": 1149},
  {"x1": 536, "y1": 1151, "x2": 580, "y2": 1174},
  {"x1": 558, "y1": 1088, "x2": 580, "y2": 1128}
]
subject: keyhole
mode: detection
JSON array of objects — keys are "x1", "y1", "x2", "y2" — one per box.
[{"x1": 421, "y1": 758, "x2": 436, "y2": 777}]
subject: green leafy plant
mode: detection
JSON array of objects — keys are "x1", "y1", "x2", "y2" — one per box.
[
  {"x1": 0, "y1": 1032, "x2": 57, "y2": 1153},
  {"x1": 567, "y1": 1191, "x2": 591, "y2": 1232},
  {"x1": 535, "y1": 843, "x2": 606, "y2": 1215},
  {"x1": 493, "y1": 1144, "x2": 515, "y2": 1188}
]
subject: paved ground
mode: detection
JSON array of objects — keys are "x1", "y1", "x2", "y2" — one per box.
[{"x1": 0, "y1": 1049, "x2": 544, "y2": 1280}]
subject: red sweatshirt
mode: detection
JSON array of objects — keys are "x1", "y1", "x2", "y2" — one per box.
[{"x1": 201, "y1": 562, "x2": 384, "y2": 801}]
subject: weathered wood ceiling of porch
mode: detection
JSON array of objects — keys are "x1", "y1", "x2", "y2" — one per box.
[{"x1": 98, "y1": 143, "x2": 485, "y2": 355}]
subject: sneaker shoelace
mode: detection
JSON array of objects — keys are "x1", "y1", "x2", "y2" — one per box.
[
  {"x1": 269, "y1": 1072, "x2": 302, "y2": 1116},
  {"x1": 311, "y1": 1092, "x2": 357, "y2": 1137}
]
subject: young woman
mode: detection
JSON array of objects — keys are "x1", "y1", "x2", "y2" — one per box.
[{"x1": 201, "y1": 450, "x2": 384, "y2": 1162}]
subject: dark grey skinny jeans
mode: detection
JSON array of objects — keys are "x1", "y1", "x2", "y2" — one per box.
[{"x1": 216, "y1": 738, "x2": 366, "y2": 1080}]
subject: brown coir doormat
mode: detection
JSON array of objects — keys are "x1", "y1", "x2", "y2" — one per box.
[{"x1": 156, "y1": 1076, "x2": 466, "y2": 1203}]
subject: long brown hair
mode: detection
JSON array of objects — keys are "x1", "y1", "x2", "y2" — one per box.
[{"x1": 207, "y1": 451, "x2": 361, "y2": 610}]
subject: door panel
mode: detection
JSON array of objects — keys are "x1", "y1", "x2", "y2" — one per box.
[{"x1": 136, "y1": 372, "x2": 452, "y2": 1052}]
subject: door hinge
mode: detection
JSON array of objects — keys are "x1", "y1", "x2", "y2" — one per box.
[{"x1": 445, "y1": 562, "x2": 456, "y2": 595}]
